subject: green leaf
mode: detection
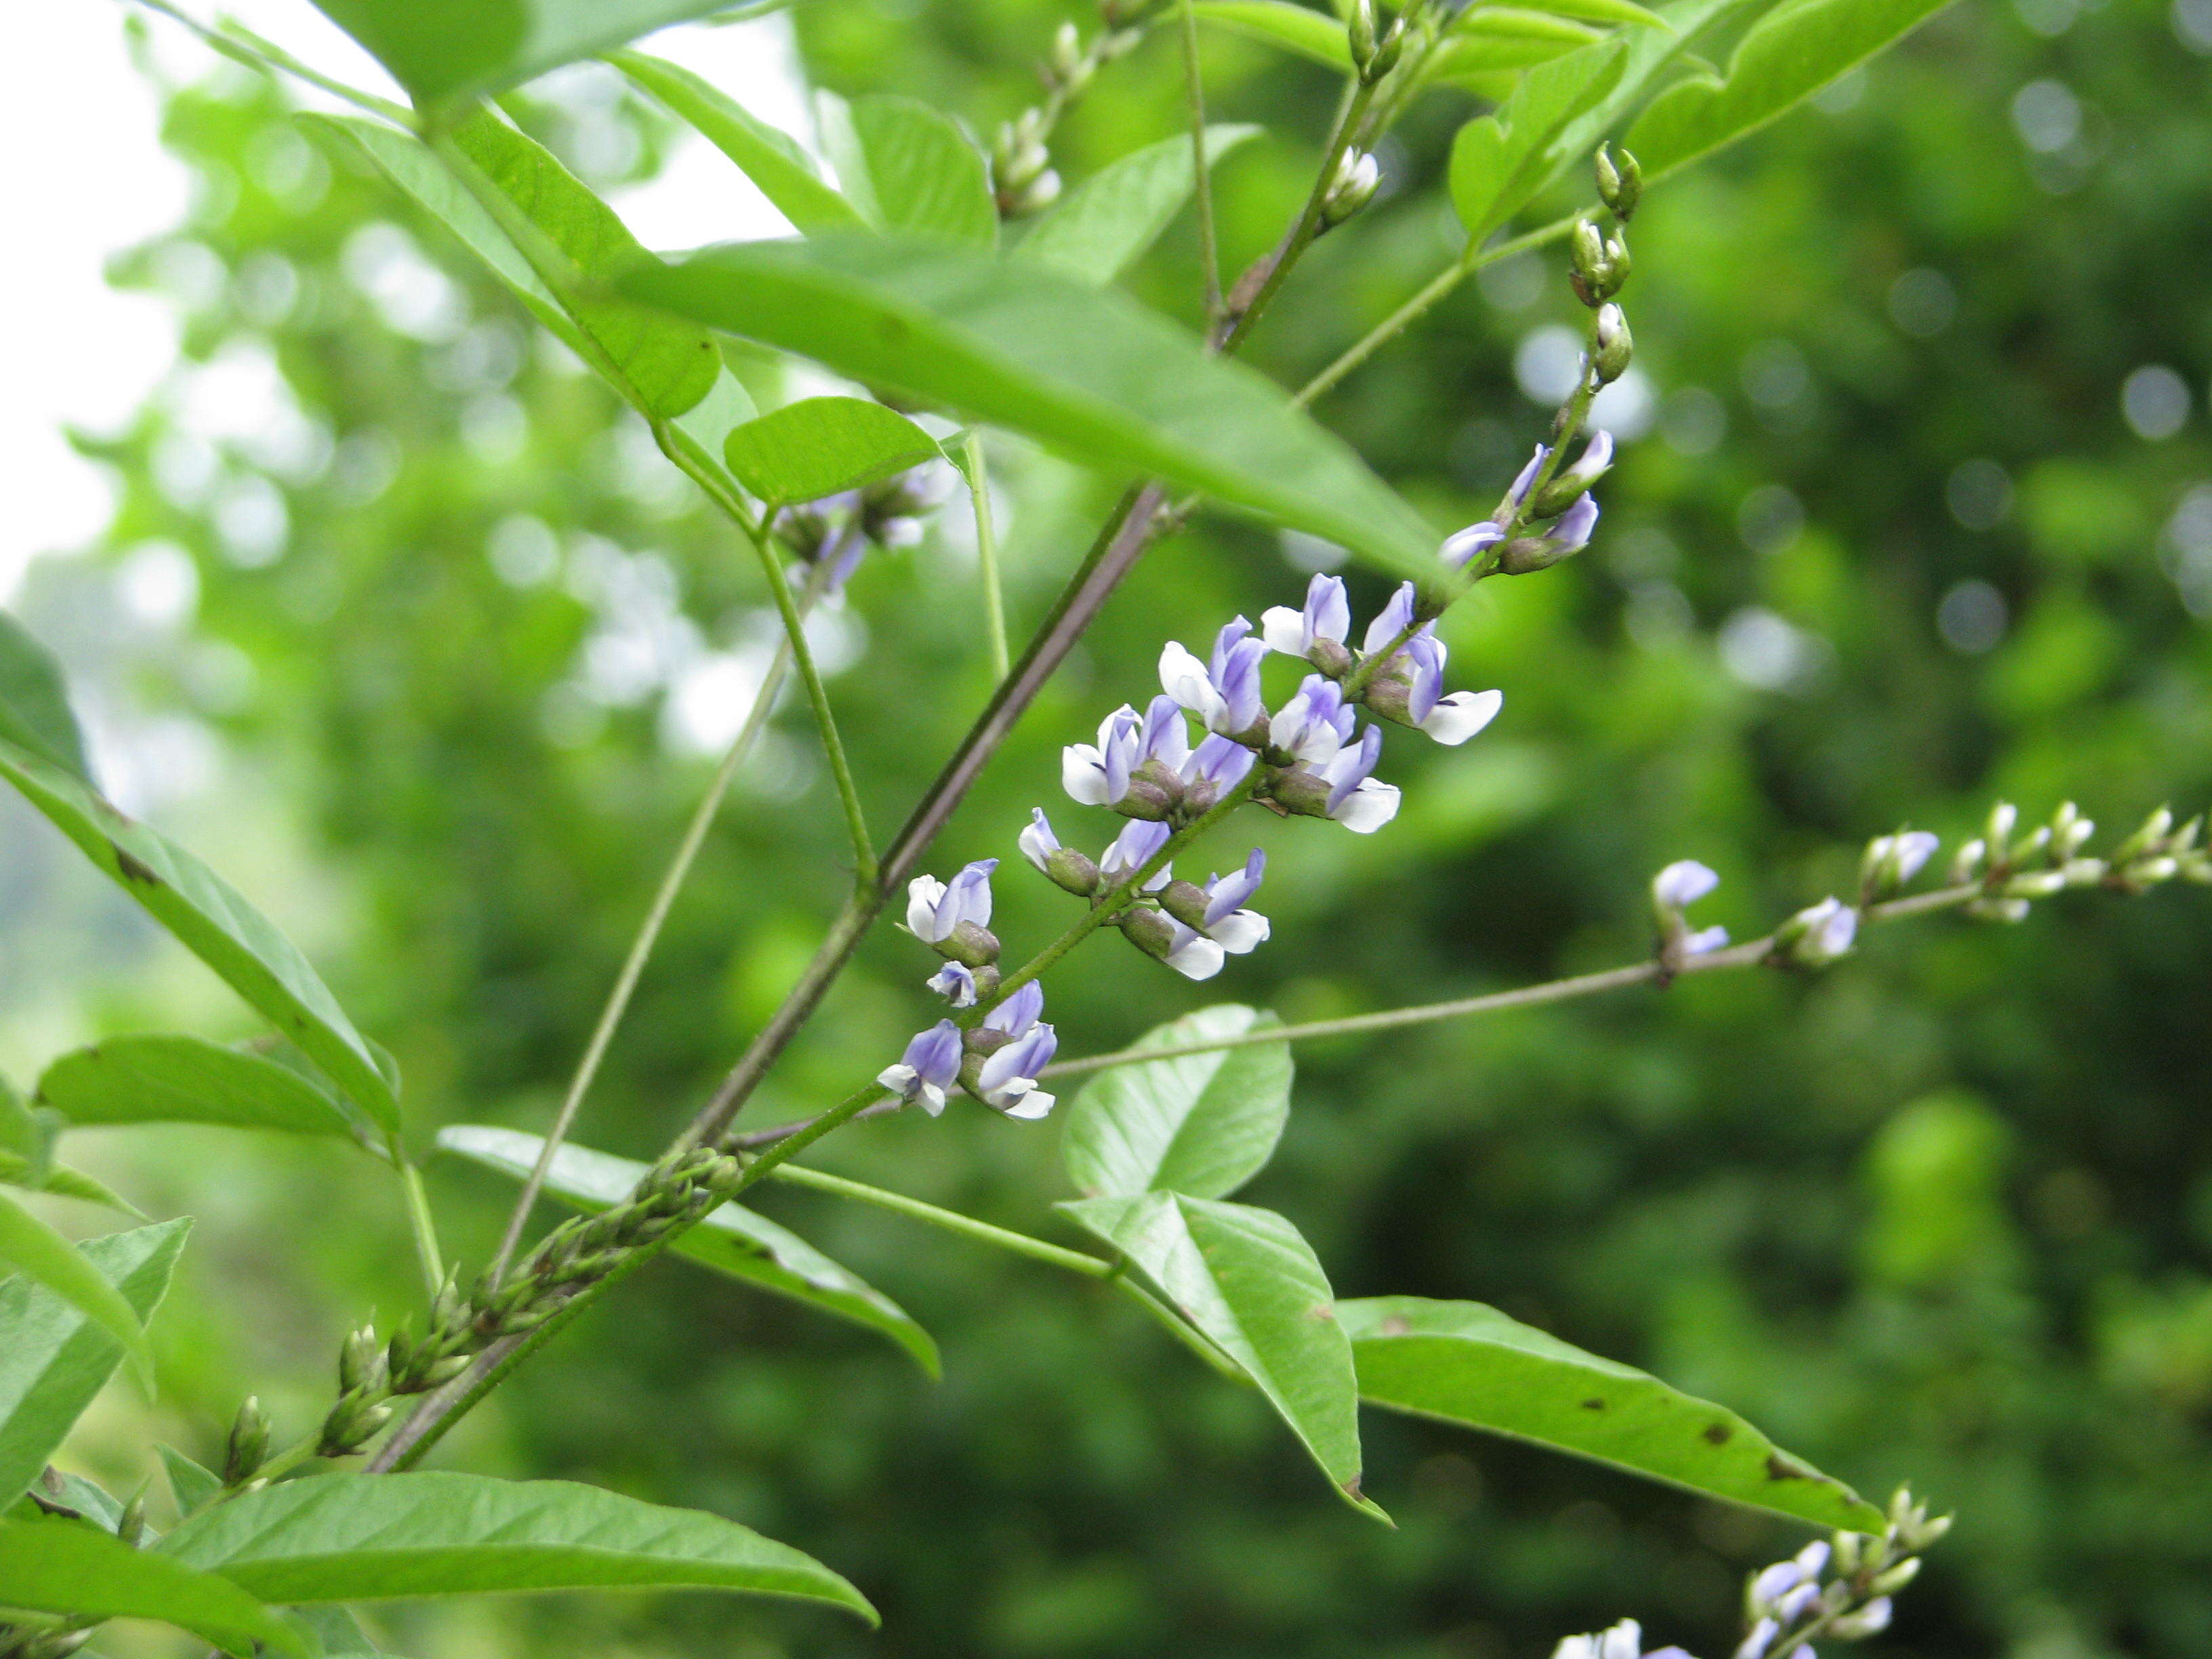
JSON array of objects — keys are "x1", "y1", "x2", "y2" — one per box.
[
  {"x1": 1338, "y1": 1296, "x2": 1886, "y2": 1530},
  {"x1": 1058, "y1": 1192, "x2": 1378, "y2": 1517},
  {"x1": 723, "y1": 397, "x2": 943, "y2": 509},
  {"x1": 1018, "y1": 125, "x2": 1261, "y2": 287},
  {"x1": 1538, "y1": 0, "x2": 1765, "y2": 177},
  {"x1": 0, "y1": 612, "x2": 91, "y2": 787},
  {"x1": 155, "y1": 1472, "x2": 876, "y2": 1621},
  {"x1": 1517, "y1": 0, "x2": 1673, "y2": 28},
  {"x1": 436, "y1": 1126, "x2": 939, "y2": 1376},
  {"x1": 291, "y1": 1603, "x2": 407, "y2": 1657},
  {"x1": 1448, "y1": 38, "x2": 1628, "y2": 243},
  {"x1": 0, "y1": 1074, "x2": 35, "y2": 1160},
  {"x1": 611, "y1": 51, "x2": 863, "y2": 234},
  {"x1": 447, "y1": 108, "x2": 718, "y2": 418},
  {"x1": 0, "y1": 1189, "x2": 150, "y2": 1390},
  {"x1": 160, "y1": 1443, "x2": 223, "y2": 1519},
  {"x1": 0, "y1": 1221, "x2": 190, "y2": 1511},
  {"x1": 0, "y1": 1515, "x2": 302, "y2": 1654},
  {"x1": 1430, "y1": 36, "x2": 1586, "y2": 82},
  {"x1": 305, "y1": 0, "x2": 736, "y2": 113},
  {"x1": 624, "y1": 237, "x2": 1441, "y2": 578},
  {"x1": 820, "y1": 94, "x2": 997, "y2": 249},
  {"x1": 37, "y1": 1036, "x2": 367, "y2": 1145},
  {"x1": 1454, "y1": 7, "x2": 1606, "y2": 43},
  {"x1": 1624, "y1": 0, "x2": 1960, "y2": 179},
  {"x1": 0, "y1": 1151, "x2": 148, "y2": 1221},
  {"x1": 13, "y1": 1469, "x2": 125, "y2": 1532},
  {"x1": 0, "y1": 740, "x2": 399, "y2": 1141},
  {"x1": 1191, "y1": 1, "x2": 1352, "y2": 68},
  {"x1": 1062, "y1": 1006, "x2": 1291, "y2": 1201}
]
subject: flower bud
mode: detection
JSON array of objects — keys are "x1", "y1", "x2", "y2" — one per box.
[
  {"x1": 1830, "y1": 1530, "x2": 1863, "y2": 1577},
  {"x1": 2003, "y1": 869, "x2": 2067, "y2": 899},
  {"x1": 2111, "y1": 805, "x2": 2173, "y2": 864},
  {"x1": 339, "y1": 1322, "x2": 388, "y2": 1397},
  {"x1": 1870, "y1": 1555, "x2": 1923, "y2": 1595},
  {"x1": 1592, "y1": 304, "x2": 1633, "y2": 382},
  {"x1": 939, "y1": 920, "x2": 1003, "y2": 968},
  {"x1": 2062, "y1": 857, "x2": 2108, "y2": 886},
  {"x1": 119, "y1": 1493, "x2": 146, "y2": 1548},
  {"x1": 1118, "y1": 904, "x2": 1180, "y2": 961},
  {"x1": 224, "y1": 1395, "x2": 270, "y2": 1485},
  {"x1": 1158, "y1": 878, "x2": 1214, "y2": 932},
  {"x1": 1986, "y1": 800, "x2": 2018, "y2": 859},
  {"x1": 1947, "y1": 837, "x2": 1988, "y2": 884},
  {"x1": 1322, "y1": 150, "x2": 1381, "y2": 228},
  {"x1": 1595, "y1": 143, "x2": 1642, "y2": 220},
  {"x1": 1348, "y1": 0, "x2": 1378, "y2": 66},
  {"x1": 1050, "y1": 20, "x2": 1084, "y2": 78},
  {"x1": 1965, "y1": 895, "x2": 2031, "y2": 922},
  {"x1": 1045, "y1": 846, "x2": 1103, "y2": 897}
]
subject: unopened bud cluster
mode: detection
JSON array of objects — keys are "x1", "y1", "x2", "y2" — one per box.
[
  {"x1": 993, "y1": 11, "x2": 1149, "y2": 218},
  {"x1": 773, "y1": 459, "x2": 958, "y2": 597},
  {"x1": 1347, "y1": 0, "x2": 1405, "y2": 83},
  {"x1": 1948, "y1": 798, "x2": 2207, "y2": 923},
  {"x1": 304, "y1": 1146, "x2": 750, "y2": 1463}
]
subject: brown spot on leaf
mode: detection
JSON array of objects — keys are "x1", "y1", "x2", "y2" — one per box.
[
  {"x1": 1581, "y1": 1398, "x2": 1606, "y2": 1411},
  {"x1": 1379, "y1": 1315, "x2": 1411, "y2": 1336},
  {"x1": 1766, "y1": 1453, "x2": 1809, "y2": 1482},
  {"x1": 1307, "y1": 1303, "x2": 1336, "y2": 1322},
  {"x1": 1704, "y1": 1423, "x2": 1733, "y2": 1445},
  {"x1": 113, "y1": 848, "x2": 162, "y2": 886}
]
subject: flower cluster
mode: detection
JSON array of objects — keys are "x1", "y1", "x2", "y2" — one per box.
[
  {"x1": 1549, "y1": 1485, "x2": 1950, "y2": 1659},
  {"x1": 772, "y1": 459, "x2": 958, "y2": 596}
]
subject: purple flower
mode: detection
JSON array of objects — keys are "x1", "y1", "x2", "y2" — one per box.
[
  {"x1": 906, "y1": 859, "x2": 997, "y2": 943},
  {"x1": 972, "y1": 983, "x2": 1057, "y2": 1118},
  {"x1": 1439, "y1": 520, "x2": 1504, "y2": 571},
  {"x1": 1555, "y1": 429, "x2": 1612, "y2": 494},
  {"x1": 1198, "y1": 849, "x2": 1271, "y2": 955},
  {"x1": 1062, "y1": 705, "x2": 1143, "y2": 806},
  {"x1": 1261, "y1": 574, "x2": 1353, "y2": 662},
  {"x1": 1157, "y1": 920, "x2": 1227, "y2": 981},
  {"x1": 1504, "y1": 445, "x2": 1549, "y2": 512},
  {"x1": 1018, "y1": 808, "x2": 1062, "y2": 872},
  {"x1": 1653, "y1": 859, "x2": 1720, "y2": 910},
  {"x1": 1362, "y1": 583, "x2": 1419, "y2": 657},
  {"x1": 1270, "y1": 674, "x2": 1356, "y2": 764},
  {"x1": 1179, "y1": 731, "x2": 1257, "y2": 813},
  {"x1": 1785, "y1": 895, "x2": 1858, "y2": 965},
  {"x1": 1317, "y1": 726, "x2": 1400, "y2": 833},
  {"x1": 926, "y1": 962, "x2": 979, "y2": 1006},
  {"x1": 1397, "y1": 634, "x2": 1503, "y2": 745},
  {"x1": 1160, "y1": 617, "x2": 1267, "y2": 736},
  {"x1": 1101, "y1": 819, "x2": 1174, "y2": 890},
  {"x1": 1550, "y1": 491, "x2": 1600, "y2": 553},
  {"x1": 877, "y1": 1019, "x2": 963, "y2": 1116},
  {"x1": 1138, "y1": 693, "x2": 1192, "y2": 771}
]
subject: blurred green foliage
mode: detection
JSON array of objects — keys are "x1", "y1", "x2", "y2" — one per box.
[{"x1": 5, "y1": 1, "x2": 2211, "y2": 1655}]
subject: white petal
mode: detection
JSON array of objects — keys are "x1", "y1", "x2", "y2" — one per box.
[
  {"x1": 916, "y1": 1082, "x2": 947, "y2": 1118},
  {"x1": 1333, "y1": 779, "x2": 1401, "y2": 834},
  {"x1": 904, "y1": 876, "x2": 946, "y2": 939},
  {"x1": 876, "y1": 1063, "x2": 918, "y2": 1095},
  {"x1": 1653, "y1": 859, "x2": 1720, "y2": 909},
  {"x1": 1418, "y1": 689, "x2": 1502, "y2": 746},
  {"x1": 1001, "y1": 1086, "x2": 1055, "y2": 1120},
  {"x1": 1208, "y1": 910, "x2": 1271, "y2": 954},
  {"x1": 1683, "y1": 924, "x2": 1731, "y2": 956},
  {"x1": 1061, "y1": 745, "x2": 1110, "y2": 805},
  {"x1": 1158, "y1": 642, "x2": 1225, "y2": 724},
  {"x1": 1163, "y1": 935, "x2": 1226, "y2": 979},
  {"x1": 1260, "y1": 607, "x2": 1309, "y2": 656}
]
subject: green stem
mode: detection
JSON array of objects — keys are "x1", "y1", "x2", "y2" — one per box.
[
  {"x1": 1042, "y1": 884, "x2": 1994, "y2": 1079},
  {"x1": 1293, "y1": 210, "x2": 1585, "y2": 409},
  {"x1": 1218, "y1": 76, "x2": 1378, "y2": 356},
  {"x1": 1178, "y1": 0, "x2": 1224, "y2": 320},
  {"x1": 128, "y1": 0, "x2": 413, "y2": 121},
  {"x1": 764, "y1": 1163, "x2": 1110, "y2": 1277},
  {"x1": 964, "y1": 430, "x2": 1011, "y2": 682},
  {"x1": 764, "y1": 1165, "x2": 1246, "y2": 1380},
  {"x1": 485, "y1": 562, "x2": 832, "y2": 1287},
  {"x1": 396, "y1": 1161, "x2": 445, "y2": 1298},
  {"x1": 663, "y1": 441, "x2": 878, "y2": 889}
]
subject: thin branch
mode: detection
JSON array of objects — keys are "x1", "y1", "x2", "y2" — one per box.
[
  {"x1": 1178, "y1": 0, "x2": 1224, "y2": 320},
  {"x1": 1042, "y1": 885, "x2": 1994, "y2": 1080},
  {"x1": 127, "y1": 0, "x2": 412, "y2": 122},
  {"x1": 396, "y1": 1162, "x2": 445, "y2": 1298},
  {"x1": 484, "y1": 563, "x2": 830, "y2": 1287},
  {"x1": 1293, "y1": 211, "x2": 1584, "y2": 409}
]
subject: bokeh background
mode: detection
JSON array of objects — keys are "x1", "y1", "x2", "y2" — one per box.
[{"x1": 5, "y1": 1, "x2": 2212, "y2": 1655}]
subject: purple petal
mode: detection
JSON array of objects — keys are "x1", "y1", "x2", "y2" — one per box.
[
  {"x1": 1362, "y1": 583, "x2": 1418, "y2": 655},
  {"x1": 984, "y1": 979, "x2": 1045, "y2": 1037}
]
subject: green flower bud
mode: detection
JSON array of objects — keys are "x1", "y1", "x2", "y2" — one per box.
[
  {"x1": 1595, "y1": 143, "x2": 1642, "y2": 219},
  {"x1": 1592, "y1": 304, "x2": 1633, "y2": 382},
  {"x1": 224, "y1": 1395, "x2": 270, "y2": 1485}
]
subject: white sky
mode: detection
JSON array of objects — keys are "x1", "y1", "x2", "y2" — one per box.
[{"x1": 0, "y1": 1, "x2": 808, "y2": 600}]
